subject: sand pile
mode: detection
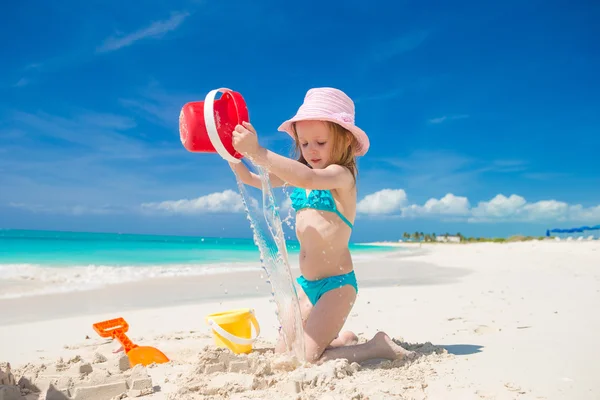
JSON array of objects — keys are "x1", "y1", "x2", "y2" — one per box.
[
  {"x1": 1, "y1": 362, "x2": 21, "y2": 400},
  {"x1": 170, "y1": 338, "x2": 449, "y2": 400},
  {"x1": 2, "y1": 327, "x2": 450, "y2": 399},
  {"x1": 5, "y1": 352, "x2": 156, "y2": 400}
]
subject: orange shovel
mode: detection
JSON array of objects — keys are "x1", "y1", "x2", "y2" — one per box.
[{"x1": 92, "y1": 317, "x2": 169, "y2": 367}]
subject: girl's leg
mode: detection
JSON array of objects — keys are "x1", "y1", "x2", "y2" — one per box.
[
  {"x1": 303, "y1": 284, "x2": 358, "y2": 362},
  {"x1": 328, "y1": 331, "x2": 359, "y2": 348},
  {"x1": 318, "y1": 331, "x2": 416, "y2": 364},
  {"x1": 275, "y1": 284, "x2": 357, "y2": 353},
  {"x1": 297, "y1": 284, "x2": 359, "y2": 349},
  {"x1": 274, "y1": 284, "x2": 313, "y2": 353},
  {"x1": 303, "y1": 285, "x2": 414, "y2": 364},
  {"x1": 279, "y1": 330, "x2": 357, "y2": 351}
]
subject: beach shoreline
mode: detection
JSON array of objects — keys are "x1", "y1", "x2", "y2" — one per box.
[
  {"x1": 0, "y1": 242, "x2": 411, "y2": 301},
  {"x1": 0, "y1": 247, "x2": 443, "y2": 326},
  {"x1": 2, "y1": 241, "x2": 599, "y2": 399}
]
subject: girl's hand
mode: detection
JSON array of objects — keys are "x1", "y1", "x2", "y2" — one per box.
[{"x1": 232, "y1": 121, "x2": 261, "y2": 157}]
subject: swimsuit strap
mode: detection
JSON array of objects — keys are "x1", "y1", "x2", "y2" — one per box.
[
  {"x1": 333, "y1": 208, "x2": 354, "y2": 230},
  {"x1": 290, "y1": 187, "x2": 353, "y2": 229}
]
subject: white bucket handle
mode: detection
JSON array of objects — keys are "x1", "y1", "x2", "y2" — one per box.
[
  {"x1": 204, "y1": 88, "x2": 242, "y2": 164},
  {"x1": 206, "y1": 309, "x2": 261, "y2": 345}
]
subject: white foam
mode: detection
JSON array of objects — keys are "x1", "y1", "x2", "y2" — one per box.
[{"x1": 0, "y1": 262, "x2": 262, "y2": 299}]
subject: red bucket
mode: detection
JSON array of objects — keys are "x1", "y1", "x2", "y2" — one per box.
[{"x1": 179, "y1": 88, "x2": 247, "y2": 163}]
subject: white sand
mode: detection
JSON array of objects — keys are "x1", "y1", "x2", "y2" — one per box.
[{"x1": 1, "y1": 241, "x2": 599, "y2": 399}]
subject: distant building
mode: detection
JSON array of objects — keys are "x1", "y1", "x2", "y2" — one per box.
[{"x1": 436, "y1": 235, "x2": 461, "y2": 243}]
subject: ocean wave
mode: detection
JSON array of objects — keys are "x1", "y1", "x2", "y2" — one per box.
[
  {"x1": 0, "y1": 248, "x2": 401, "y2": 300},
  {"x1": 0, "y1": 262, "x2": 263, "y2": 299}
]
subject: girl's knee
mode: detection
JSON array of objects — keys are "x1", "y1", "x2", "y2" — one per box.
[
  {"x1": 305, "y1": 351, "x2": 321, "y2": 364},
  {"x1": 339, "y1": 330, "x2": 358, "y2": 345},
  {"x1": 304, "y1": 343, "x2": 325, "y2": 364}
]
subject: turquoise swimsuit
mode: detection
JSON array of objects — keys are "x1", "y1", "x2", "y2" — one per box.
[
  {"x1": 289, "y1": 187, "x2": 353, "y2": 229},
  {"x1": 296, "y1": 271, "x2": 358, "y2": 306},
  {"x1": 290, "y1": 187, "x2": 358, "y2": 305}
]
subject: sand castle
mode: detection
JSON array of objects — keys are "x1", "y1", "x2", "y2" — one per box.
[{"x1": 1, "y1": 336, "x2": 446, "y2": 400}]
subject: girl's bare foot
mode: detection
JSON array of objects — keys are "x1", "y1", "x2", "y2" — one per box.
[
  {"x1": 371, "y1": 331, "x2": 416, "y2": 360},
  {"x1": 336, "y1": 330, "x2": 359, "y2": 346},
  {"x1": 326, "y1": 330, "x2": 359, "y2": 349}
]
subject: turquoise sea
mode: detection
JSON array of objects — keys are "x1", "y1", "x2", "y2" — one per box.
[{"x1": 0, "y1": 229, "x2": 395, "y2": 299}]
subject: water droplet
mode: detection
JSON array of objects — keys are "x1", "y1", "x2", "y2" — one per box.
[{"x1": 231, "y1": 161, "x2": 305, "y2": 361}]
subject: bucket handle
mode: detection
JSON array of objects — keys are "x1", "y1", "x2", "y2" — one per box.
[
  {"x1": 206, "y1": 309, "x2": 261, "y2": 345},
  {"x1": 204, "y1": 88, "x2": 242, "y2": 164}
]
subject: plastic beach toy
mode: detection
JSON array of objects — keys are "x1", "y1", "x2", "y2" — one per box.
[
  {"x1": 179, "y1": 88, "x2": 248, "y2": 163},
  {"x1": 205, "y1": 308, "x2": 260, "y2": 354},
  {"x1": 93, "y1": 317, "x2": 170, "y2": 367}
]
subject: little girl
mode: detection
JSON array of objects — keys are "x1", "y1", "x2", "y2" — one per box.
[{"x1": 230, "y1": 87, "x2": 414, "y2": 364}]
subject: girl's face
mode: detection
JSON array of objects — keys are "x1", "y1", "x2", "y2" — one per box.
[{"x1": 295, "y1": 120, "x2": 333, "y2": 169}]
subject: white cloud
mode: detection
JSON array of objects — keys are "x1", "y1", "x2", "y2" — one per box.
[
  {"x1": 140, "y1": 190, "x2": 259, "y2": 215},
  {"x1": 471, "y1": 194, "x2": 527, "y2": 219},
  {"x1": 13, "y1": 184, "x2": 598, "y2": 226},
  {"x1": 469, "y1": 195, "x2": 600, "y2": 223},
  {"x1": 97, "y1": 11, "x2": 190, "y2": 53},
  {"x1": 403, "y1": 193, "x2": 471, "y2": 217},
  {"x1": 523, "y1": 200, "x2": 570, "y2": 221},
  {"x1": 428, "y1": 114, "x2": 470, "y2": 124},
  {"x1": 570, "y1": 204, "x2": 600, "y2": 221},
  {"x1": 8, "y1": 189, "x2": 263, "y2": 217},
  {"x1": 357, "y1": 189, "x2": 408, "y2": 215},
  {"x1": 357, "y1": 189, "x2": 600, "y2": 223}
]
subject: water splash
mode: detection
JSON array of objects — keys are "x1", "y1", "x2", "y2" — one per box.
[{"x1": 233, "y1": 158, "x2": 305, "y2": 362}]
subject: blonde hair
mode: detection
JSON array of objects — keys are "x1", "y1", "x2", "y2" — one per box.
[{"x1": 290, "y1": 121, "x2": 359, "y2": 184}]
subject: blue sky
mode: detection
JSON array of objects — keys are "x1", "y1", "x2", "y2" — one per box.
[{"x1": 1, "y1": 0, "x2": 599, "y2": 242}]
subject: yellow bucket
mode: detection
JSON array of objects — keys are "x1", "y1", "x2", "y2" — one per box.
[{"x1": 205, "y1": 308, "x2": 260, "y2": 354}]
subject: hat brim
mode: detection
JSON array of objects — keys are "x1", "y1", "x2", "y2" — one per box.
[{"x1": 278, "y1": 117, "x2": 370, "y2": 156}]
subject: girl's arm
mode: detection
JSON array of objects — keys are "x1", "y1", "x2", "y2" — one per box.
[
  {"x1": 228, "y1": 161, "x2": 286, "y2": 189},
  {"x1": 231, "y1": 121, "x2": 353, "y2": 190},
  {"x1": 249, "y1": 147, "x2": 354, "y2": 191}
]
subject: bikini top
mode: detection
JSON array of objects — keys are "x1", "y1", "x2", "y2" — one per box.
[{"x1": 289, "y1": 187, "x2": 353, "y2": 229}]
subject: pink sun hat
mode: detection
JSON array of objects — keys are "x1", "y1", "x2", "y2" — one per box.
[{"x1": 277, "y1": 87, "x2": 370, "y2": 156}]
